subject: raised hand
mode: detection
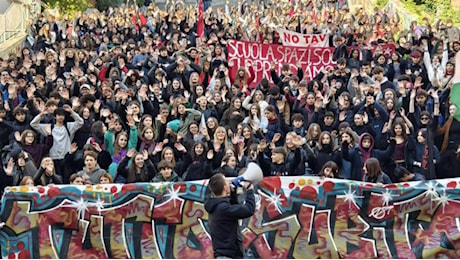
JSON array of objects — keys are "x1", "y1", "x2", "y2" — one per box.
[
  {"x1": 207, "y1": 149, "x2": 214, "y2": 160},
  {"x1": 389, "y1": 110, "x2": 396, "y2": 120},
  {"x1": 62, "y1": 104, "x2": 73, "y2": 113},
  {"x1": 14, "y1": 131, "x2": 21, "y2": 142},
  {"x1": 382, "y1": 122, "x2": 389, "y2": 134},
  {"x1": 127, "y1": 149, "x2": 136, "y2": 158},
  {"x1": 272, "y1": 133, "x2": 281, "y2": 143},
  {"x1": 126, "y1": 113, "x2": 135, "y2": 127},
  {"x1": 69, "y1": 142, "x2": 78, "y2": 154},
  {"x1": 399, "y1": 107, "x2": 406, "y2": 116},
  {"x1": 92, "y1": 142, "x2": 102, "y2": 152},
  {"x1": 174, "y1": 142, "x2": 187, "y2": 152},
  {"x1": 258, "y1": 139, "x2": 267, "y2": 151},
  {"x1": 231, "y1": 134, "x2": 239, "y2": 145},
  {"x1": 93, "y1": 99, "x2": 101, "y2": 111},
  {"x1": 201, "y1": 127, "x2": 209, "y2": 137},
  {"x1": 3, "y1": 158, "x2": 14, "y2": 176}
]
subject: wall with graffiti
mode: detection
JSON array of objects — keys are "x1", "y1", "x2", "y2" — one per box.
[{"x1": 1, "y1": 176, "x2": 460, "y2": 259}]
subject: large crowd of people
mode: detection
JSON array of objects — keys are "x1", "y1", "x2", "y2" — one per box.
[{"x1": 0, "y1": 0, "x2": 460, "y2": 193}]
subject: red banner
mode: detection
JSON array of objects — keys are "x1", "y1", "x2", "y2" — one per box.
[
  {"x1": 197, "y1": 0, "x2": 204, "y2": 38},
  {"x1": 227, "y1": 40, "x2": 395, "y2": 87},
  {"x1": 276, "y1": 29, "x2": 329, "y2": 47}
]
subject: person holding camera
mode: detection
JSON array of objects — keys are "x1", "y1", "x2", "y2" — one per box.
[{"x1": 204, "y1": 173, "x2": 255, "y2": 259}]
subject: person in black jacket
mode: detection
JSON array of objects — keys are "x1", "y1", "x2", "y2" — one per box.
[{"x1": 204, "y1": 173, "x2": 255, "y2": 259}]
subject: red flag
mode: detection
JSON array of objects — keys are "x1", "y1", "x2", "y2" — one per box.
[{"x1": 197, "y1": 0, "x2": 204, "y2": 38}]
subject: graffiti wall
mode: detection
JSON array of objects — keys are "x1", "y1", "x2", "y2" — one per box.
[{"x1": 1, "y1": 177, "x2": 460, "y2": 259}]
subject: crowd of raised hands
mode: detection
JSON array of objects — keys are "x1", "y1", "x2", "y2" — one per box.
[{"x1": 1, "y1": 0, "x2": 460, "y2": 193}]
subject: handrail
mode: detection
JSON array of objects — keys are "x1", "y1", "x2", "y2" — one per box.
[
  {"x1": 0, "y1": 30, "x2": 22, "y2": 44},
  {"x1": 0, "y1": 1, "x2": 29, "y2": 44}
]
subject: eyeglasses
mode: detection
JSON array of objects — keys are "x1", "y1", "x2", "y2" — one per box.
[{"x1": 420, "y1": 117, "x2": 429, "y2": 120}]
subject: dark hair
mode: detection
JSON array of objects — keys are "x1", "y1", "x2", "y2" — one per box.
[
  {"x1": 325, "y1": 111, "x2": 335, "y2": 118},
  {"x1": 319, "y1": 161, "x2": 339, "y2": 178},
  {"x1": 269, "y1": 86, "x2": 280, "y2": 96},
  {"x1": 364, "y1": 158, "x2": 382, "y2": 181},
  {"x1": 80, "y1": 94, "x2": 96, "y2": 105},
  {"x1": 69, "y1": 173, "x2": 82, "y2": 183},
  {"x1": 83, "y1": 150, "x2": 98, "y2": 160},
  {"x1": 337, "y1": 57, "x2": 347, "y2": 65},
  {"x1": 208, "y1": 173, "x2": 227, "y2": 196},
  {"x1": 54, "y1": 107, "x2": 66, "y2": 116},
  {"x1": 99, "y1": 172, "x2": 113, "y2": 183},
  {"x1": 13, "y1": 107, "x2": 27, "y2": 116},
  {"x1": 272, "y1": 147, "x2": 287, "y2": 158},
  {"x1": 416, "y1": 89, "x2": 428, "y2": 97},
  {"x1": 158, "y1": 160, "x2": 174, "y2": 170},
  {"x1": 265, "y1": 105, "x2": 275, "y2": 113},
  {"x1": 291, "y1": 113, "x2": 304, "y2": 122},
  {"x1": 290, "y1": 75, "x2": 299, "y2": 82},
  {"x1": 191, "y1": 141, "x2": 207, "y2": 160},
  {"x1": 91, "y1": 121, "x2": 106, "y2": 139},
  {"x1": 394, "y1": 166, "x2": 411, "y2": 180},
  {"x1": 373, "y1": 66, "x2": 385, "y2": 75},
  {"x1": 391, "y1": 118, "x2": 408, "y2": 140}
]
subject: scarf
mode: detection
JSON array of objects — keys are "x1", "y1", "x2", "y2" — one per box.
[{"x1": 422, "y1": 143, "x2": 429, "y2": 170}]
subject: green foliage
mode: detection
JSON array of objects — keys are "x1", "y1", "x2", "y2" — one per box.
[
  {"x1": 42, "y1": 0, "x2": 90, "y2": 16},
  {"x1": 374, "y1": 0, "x2": 389, "y2": 10},
  {"x1": 95, "y1": 0, "x2": 123, "y2": 11},
  {"x1": 136, "y1": 0, "x2": 146, "y2": 6},
  {"x1": 94, "y1": 0, "x2": 145, "y2": 11},
  {"x1": 400, "y1": 0, "x2": 426, "y2": 18},
  {"x1": 398, "y1": 0, "x2": 460, "y2": 25}
]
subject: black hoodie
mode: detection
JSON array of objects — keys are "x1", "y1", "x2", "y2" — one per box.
[{"x1": 204, "y1": 189, "x2": 255, "y2": 258}]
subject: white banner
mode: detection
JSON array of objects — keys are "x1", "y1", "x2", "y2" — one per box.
[{"x1": 277, "y1": 28, "x2": 329, "y2": 47}]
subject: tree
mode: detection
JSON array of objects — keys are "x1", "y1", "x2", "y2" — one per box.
[{"x1": 42, "y1": 0, "x2": 90, "y2": 17}]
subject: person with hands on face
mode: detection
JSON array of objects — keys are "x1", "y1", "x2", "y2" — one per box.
[
  {"x1": 5, "y1": 152, "x2": 37, "y2": 186},
  {"x1": 204, "y1": 173, "x2": 255, "y2": 259},
  {"x1": 33, "y1": 157, "x2": 63, "y2": 186}
]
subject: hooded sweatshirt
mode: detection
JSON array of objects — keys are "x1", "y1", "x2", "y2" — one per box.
[
  {"x1": 342, "y1": 133, "x2": 395, "y2": 181},
  {"x1": 204, "y1": 189, "x2": 255, "y2": 258},
  {"x1": 77, "y1": 165, "x2": 107, "y2": 185}
]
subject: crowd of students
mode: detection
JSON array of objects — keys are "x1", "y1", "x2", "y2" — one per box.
[{"x1": 0, "y1": 0, "x2": 460, "y2": 193}]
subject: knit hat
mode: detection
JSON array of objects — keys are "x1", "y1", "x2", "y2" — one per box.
[
  {"x1": 338, "y1": 122, "x2": 350, "y2": 130},
  {"x1": 167, "y1": 119, "x2": 180, "y2": 133}
]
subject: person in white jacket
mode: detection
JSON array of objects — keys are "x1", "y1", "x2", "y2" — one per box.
[{"x1": 422, "y1": 38, "x2": 450, "y2": 90}]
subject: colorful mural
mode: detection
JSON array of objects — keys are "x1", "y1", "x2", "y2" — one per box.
[{"x1": 1, "y1": 177, "x2": 460, "y2": 259}]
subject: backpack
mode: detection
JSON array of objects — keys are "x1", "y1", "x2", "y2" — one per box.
[{"x1": 50, "y1": 122, "x2": 71, "y2": 139}]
